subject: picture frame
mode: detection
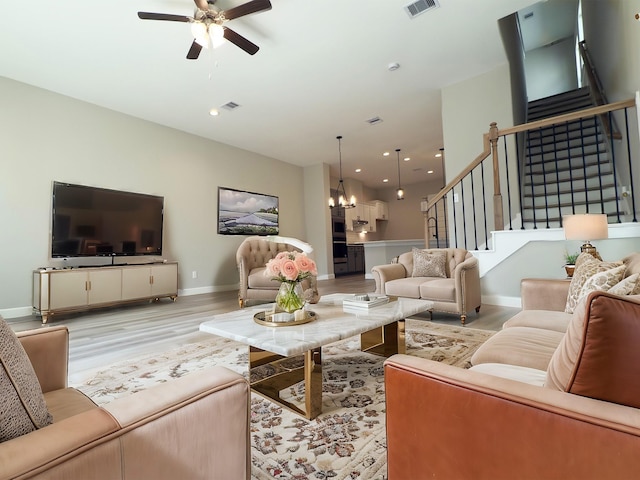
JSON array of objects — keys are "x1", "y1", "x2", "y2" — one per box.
[{"x1": 217, "y1": 187, "x2": 279, "y2": 235}]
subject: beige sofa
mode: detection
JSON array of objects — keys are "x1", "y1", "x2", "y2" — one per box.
[
  {"x1": 384, "y1": 252, "x2": 640, "y2": 479},
  {"x1": 371, "y1": 248, "x2": 481, "y2": 324},
  {"x1": 1, "y1": 325, "x2": 251, "y2": 480}
]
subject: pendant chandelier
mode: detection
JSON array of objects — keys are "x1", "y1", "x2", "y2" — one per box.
[
  {"x1": 328, "y1": 135, "x2": 356, "y2": 209},
  {"x1": 396, "y1": 148, "x2": 404, "y2": 200}
]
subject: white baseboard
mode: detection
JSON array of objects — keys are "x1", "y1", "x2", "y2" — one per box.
[
  {"x1": 481, "y1": 294, "x2": 522, "y2": 308},
  {"x1": 1, "y1": 306, "x2": 34, "y2": 319},
  {"x1": 365, "y1": 273, "x2": 374, "y2": 280},
  {"x1": 179, "y1": 284, "x2": 238, "y2": 296}
]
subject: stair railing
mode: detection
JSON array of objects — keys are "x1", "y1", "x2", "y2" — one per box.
[
  {"x1": 421, "y1": 97, "x2": 638, "y2": 251},
  {"x1": 578, "y1": 41, "x2": 621, "y2": 140}
]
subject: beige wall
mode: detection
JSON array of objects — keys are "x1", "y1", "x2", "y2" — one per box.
[{"x1": 0, "y1": 77, "x2": 316, "y2": 316}]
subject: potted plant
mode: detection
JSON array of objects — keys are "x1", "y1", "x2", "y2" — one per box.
[{"x1": 564, "y1": 252, "x2": 579, "y2": 277}]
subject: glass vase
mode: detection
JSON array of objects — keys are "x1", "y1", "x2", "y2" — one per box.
[{"x1": 275, "y1": 281, "x2": 306, "y2": 313}]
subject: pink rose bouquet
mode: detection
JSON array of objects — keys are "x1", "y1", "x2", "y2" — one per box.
[{"x1": 265, "y1": 251, "x2": 317, "y2": 284}]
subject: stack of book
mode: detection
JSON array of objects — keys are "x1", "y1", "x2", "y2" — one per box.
[{"x1": 343, "y1": 294, "x2": 389, "y2": 311}]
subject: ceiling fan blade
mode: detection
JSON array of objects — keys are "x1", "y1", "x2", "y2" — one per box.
[
  {"x1": 223, "y1": 27, "x2": 259, "y2": 55},
  {"x1": 223, "y1": 0, "x2": 272, "y2": 21},
  {"x1": 187, "y1": 40, "x2": 203, "y2": 59},
  {"x1": 194, "y1": 0, "x2": 209, "y2": 11},
  {"x1": 138, "y1": 12, "x2": 192, "y2": 22}
]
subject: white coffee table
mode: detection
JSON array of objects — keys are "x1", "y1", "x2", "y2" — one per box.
[{"x1": 199, "y1": 293, "x2": 433, "y2": 419}]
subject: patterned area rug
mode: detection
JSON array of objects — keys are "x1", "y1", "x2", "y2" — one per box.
[{"x1": 74, "y1": 319, "x2": 493, "y2": 480}]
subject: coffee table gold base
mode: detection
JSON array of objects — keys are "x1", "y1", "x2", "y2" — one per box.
[{"x1": 249, "y1": 319, "x2": 405, "y2": 419}]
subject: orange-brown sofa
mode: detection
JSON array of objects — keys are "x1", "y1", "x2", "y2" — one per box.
[
  {"x1": 1, "y1": 325, "x2": 251, "y2": 480},
  {"x1": 385, "y1": 256, "x2": 640, "y2": 479}
]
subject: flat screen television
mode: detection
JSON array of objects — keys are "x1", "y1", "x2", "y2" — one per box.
[{"x1": 51, "y1": 182, "x2": 164, "y2": 258}]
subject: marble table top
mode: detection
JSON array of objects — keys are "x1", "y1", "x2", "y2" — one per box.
[{"x1": 199, "y1": 293, "x2": 433, "y2": 356}]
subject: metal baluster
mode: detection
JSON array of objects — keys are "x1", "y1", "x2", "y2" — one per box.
[
  {"x1": 623, "y1": 107, "x2": 637, "y2": 222},
  {"x1": 527, "y1": 129, "x2": 537, "y2": 229},
  {"x1": 443, "y1": 196, "x2": 450, "y2": 247},
  {"x1": 517, "y1": 132, "x2": 525, "y2": 229},
  {"x1": 470, "y1": 170, "x2": 478, "y2": 250},
  {"x1": 609, "y1": 111, "x2": 621, "y2": 223},
  {"x1": 540, "y1": 125, "x2": 550, "y2": 228},
  {"x1": 460, "y1": 180, "x2": 468, "y2": 250},
  {"x1": 481, "y1": 160, "x2": 489, "y2": 249},
  {"x1": 593, "y1": 114, "x2": 605, "y2": 214},
  {"x1": 552, "y1": 123, "x2": 562, "y2": 226},
  {"x1": 452, "y1": 187, "x2": 458, "y2": 248},
  {"x1": 579, "y1": 117, "x2": 589, "y2": 213},
  {"x1": 566, "y1": 120, "x2": 576, "y2": 214}
]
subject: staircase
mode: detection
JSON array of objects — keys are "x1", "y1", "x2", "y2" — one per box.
[{"x1": 522, "y1": 87, "x2": 619, "y2": 228}]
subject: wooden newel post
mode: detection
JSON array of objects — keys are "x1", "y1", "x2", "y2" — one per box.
[{"x1": 489, "y1": 122, "x2": 504, "y2": 231}]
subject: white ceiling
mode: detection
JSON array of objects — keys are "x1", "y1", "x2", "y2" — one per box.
[{"x1": 0, "y1": 0, "x2": 541, "y2": 189}]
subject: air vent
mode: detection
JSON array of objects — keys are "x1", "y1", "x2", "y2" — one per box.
[
  {"x1": 221, "y1": 101, "x2": 240, "y2": 111},
  {"x1": 523, "y1": 11, "x2": 534, "y2": 20},
  {"x1": 404, "y1": 0, "x2": 440, "y2": 18},
  {"x1": 365, "y1": 116, "x2": 383, "y2": 125}
]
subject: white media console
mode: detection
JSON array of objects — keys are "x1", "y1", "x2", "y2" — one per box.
[{"x1": 33, "y1": 262, "x2": 178, "y2": 323}]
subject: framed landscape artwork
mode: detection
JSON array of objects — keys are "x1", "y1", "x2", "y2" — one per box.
[{"x1": 217, "y1": 187, "x2": 279, "y2": 235}]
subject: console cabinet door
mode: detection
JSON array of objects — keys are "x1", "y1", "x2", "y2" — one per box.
[
  {"x1": 87, "y1": 269, "x2": 122, "y2": 305},
  {"x1": 151, "y1": 264, "x2": 178, "y2": 297},
  {"x1": 49, "y1": 271, "x2": 88, "y2": 310},
  {"x1": 121, "y1": 266, "x2": 153, "y2": 300}
]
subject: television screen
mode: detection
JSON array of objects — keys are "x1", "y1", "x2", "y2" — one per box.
[{"x1": 51, "y1": 182, "x2": 164, "y2": 258}]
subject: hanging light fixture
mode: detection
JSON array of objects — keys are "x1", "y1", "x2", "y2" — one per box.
[
  {"x1": 328, "y1": 135, "x2": 356, "y2": 209},
  {"x1": 395, "y1": 148, "x2": 404, "y2": 200}
]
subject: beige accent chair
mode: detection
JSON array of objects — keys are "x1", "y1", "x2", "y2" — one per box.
[
  {"x1": 371, "y1": 248, "x2": 481, "y2": 324},
  {"x1": 1, "y1": 326, "x2": 251, "y2": 480},
  {"x1": 236, "y1": 235, "x2": 318, "y2": 308}
]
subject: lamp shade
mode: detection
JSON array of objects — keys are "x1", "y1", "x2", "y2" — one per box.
[{"x1": 563, "y1": 214, "x2": 609, "y2": 241}]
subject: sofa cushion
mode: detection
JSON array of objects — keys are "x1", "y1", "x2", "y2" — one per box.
[
  {"x1": 469, "y1": 363, "x2": 547, "y2": 386},
  {"x1": 502, "y1": 309, "x2": 571, "y2": 333},
  {"x1": 385, "y1": 277, "x2": 428, "y2": 298},
  {"x1": 545, "y1": 292, "x2": 640, "y2": 409},
  {"x1": 418, "y1": 278, "x2": 456, "y2": 302},
  {"x1": 564, "y1": 253, "x2": 623, "y2": 313},
  {"x1": 470, "y1": 326, "x2": 565, "y2": 371},
  {"x1": 249, "y1": 267, "x2": 279, "y2": 289},
  {"x1": 411, "y1": 248, "x2": 446, "y2": 278},
  {"x1": 0, "y1": 316, "x2": 53, "y2": 442}
]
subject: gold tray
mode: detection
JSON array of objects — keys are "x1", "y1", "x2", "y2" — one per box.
[{"x1": 253, "y1": 310, "x2": 316, "y2": 327}]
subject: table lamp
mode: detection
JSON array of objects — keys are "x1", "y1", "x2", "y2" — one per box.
[{"x1": 563, "y1": 214, "x2": 608, "y2": 259}]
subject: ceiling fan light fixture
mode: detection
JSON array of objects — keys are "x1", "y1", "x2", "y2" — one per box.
[
  {"x1": 191, "y1": 21, "x2": 210, "y2": 48},
  {"x1": 209, "y1": 23, "x2": 225, "y2": 48}
]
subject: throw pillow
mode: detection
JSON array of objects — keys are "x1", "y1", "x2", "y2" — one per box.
[
  {"x1": 577, "y1": 265, "x2": 626, "y2": 299},
  {"x1": 0, "y1": 316, "x2": 53, "y2": 442},
  {"x1": 411, "y1": 248, "x2": 447, "y2": 278},
  {"x1": 545, "y1": 291, "x2": 640, "y2": 409},
  {"x1": 564, "y1": 254, "x2": 623, "y2": 313},
  {"x1": 608, "y1": 273, "x2": 640, "y2": 296}
]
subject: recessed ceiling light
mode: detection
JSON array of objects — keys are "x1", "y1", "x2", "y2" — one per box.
[
  {"x1": 209, "y1": 108, "x2": 219, "y2": 116},
  {"x1": 404, "y1": 157, "x2": 410, "y2": 161},
  {"x1": 355, "y1": 168, "x2": 362, "y2": 173},
  {"x1": 435, "y1": 153, "x2": 442, "y2": 158},
  {"x1": 383, "y1": 178, "x2": 389, "y2": 183},
  {"x1": 427, "y1": 170, "x2": 434, "y2": 174},
  {"x1": 383, "y1": 152, "x2": 390, "y2": 157}
]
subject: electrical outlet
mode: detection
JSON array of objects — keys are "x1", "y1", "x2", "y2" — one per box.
[{"x1": 192, "y1": 271, "x2": 197, "y2": 279}]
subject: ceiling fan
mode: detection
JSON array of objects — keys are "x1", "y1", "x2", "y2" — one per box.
[{"x1": 138, "y1": 0, "x2": 272, "y2": 58}]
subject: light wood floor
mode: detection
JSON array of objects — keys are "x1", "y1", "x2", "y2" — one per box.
[{"x1": 7, "y1": 274, "x2": 519, "y2": 381}]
